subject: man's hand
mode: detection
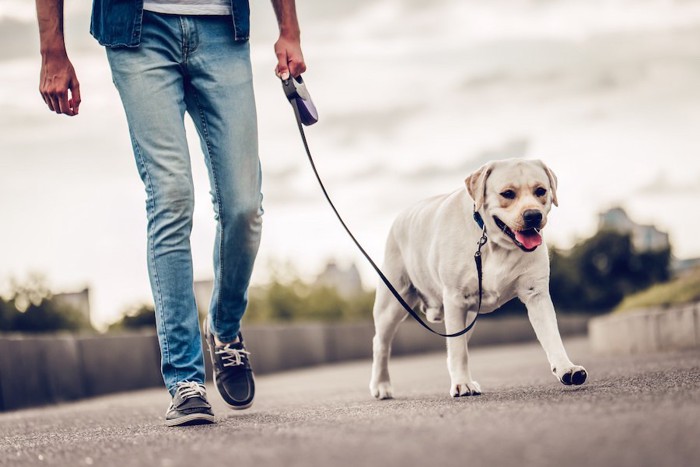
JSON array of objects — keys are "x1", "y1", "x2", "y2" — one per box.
[
  {"x1": 271, "y1": 0, "x2": 306, "y2": 79},
  {"x1": 39, "y1": 52, "x2": 81, "y2": 116},
  {"x1": 36, "y1": 0, "x2": 81, "y2": 116},
  {"x1": 274, "y1": 34, "x2": 306, "y2": 80}
]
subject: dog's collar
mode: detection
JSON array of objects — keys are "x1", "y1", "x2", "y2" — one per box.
[
  {"x1": 473, "y1": 209, "x2": 485, "y2": 230},
  {"x1": 472, "y1": 208, "x2": 488, "y2": 251}
]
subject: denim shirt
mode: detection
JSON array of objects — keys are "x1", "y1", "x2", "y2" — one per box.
[{"x1": 90, "y1": 0, "x2": 251, "y2": 47}]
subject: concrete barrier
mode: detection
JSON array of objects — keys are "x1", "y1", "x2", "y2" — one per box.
[
  {"x1": 469, "y1": 317, "x2": 537, "y2": 346},
  {"x1": 658, "y1": 304, "x2": 698, "y2": 350},
  {"x1": 78, "y1": 332, "x2": 162, "y2": 397},
  {"x1": 0, "y1": 334, "x2": 85, "y2": 411},
  {"x1": 0, "y1": 314, "x2": 589, "y2": 411},
  {"x1": 43, "y1": 336, "x2": 85, "y2": 404},
  {"x1": 325, "y1": 323, "x2": 375, "y2": 362},
  {"x1": 0, "y1": 337, "x2": 50, "y2": 411},
  {"x1": 589, "y1": 302, "x2": 700, "y2": 355},
  {"x1": 244, "y1": 323, "x2": 328, "y2": 374}
]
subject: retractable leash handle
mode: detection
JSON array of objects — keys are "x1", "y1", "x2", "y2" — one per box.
[
  {"x1": 282, "y1": 76, "x2": 318, "y2": 126},
  {"x1": 281, "y1": 75, "x2": 481, "y2": 338}
]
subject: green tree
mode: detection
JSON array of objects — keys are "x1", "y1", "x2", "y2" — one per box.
[
  {"x1": 244, "y1": 278, "x2": 375, "y2": 323},
  {"x1": 549, "y1": 231, "x2": 671, "y2": 312},
  {"x1": 11, "y1": 300, "x2": 88, "y2": 333},
  {"x1": 7, "y1": 273, "x2": 51, "y2": 313},
  {"x1": 0, "y1": 274, "x2": 93, "y2": 333},
  {"x1": 108, "y1": 303, "x2": 156, "y2": 331}
]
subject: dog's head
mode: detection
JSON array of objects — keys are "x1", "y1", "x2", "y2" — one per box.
[{"x1": 465, "y1": 159, "x2": 558, "y2": 252}]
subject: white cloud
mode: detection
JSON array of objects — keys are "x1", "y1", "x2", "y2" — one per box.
[{"x1": 0, "y1": 1, "x2": 36, "y2": 22}]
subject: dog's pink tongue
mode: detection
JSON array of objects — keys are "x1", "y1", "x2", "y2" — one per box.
[{"x1": 515, "y1": 230, "x2": 542, "y2": 250}]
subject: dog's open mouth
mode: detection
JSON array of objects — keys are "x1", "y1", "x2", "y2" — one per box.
[{"x1": 493, "y1": 216, "x2": 542, "y2": 252}]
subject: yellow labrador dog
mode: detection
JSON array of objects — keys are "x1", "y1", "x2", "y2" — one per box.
[{"x1": 370, "y1": 159, "x2": 587, "y2": 399}]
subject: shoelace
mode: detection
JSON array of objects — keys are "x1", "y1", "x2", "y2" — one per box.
[
  {"x1": 176, "y1": 381, "x2": 207, "y2": 399},
  {"x1": 216, "y1": 345, "x2": 251, "y2": 367}
]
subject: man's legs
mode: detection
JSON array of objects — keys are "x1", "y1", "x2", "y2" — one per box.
[
  {"x1": 171, "y1": 14, "x2": 262, "y2": 410},
  {"x1": 106, "y1": 12, "x2": 206, "y2": 396},
  {"x1": 181, "y1": 15, "x2": 263, "y2": 343}
]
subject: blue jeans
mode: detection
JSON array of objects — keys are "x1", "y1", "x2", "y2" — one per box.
[{"x1": 107, "y1": 11, "x2": 263, "y2": 395}]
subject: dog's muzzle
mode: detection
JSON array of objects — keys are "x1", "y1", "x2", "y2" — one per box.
[{"x1": 493, "y1": 215, "x2": 543, "y2": 252}]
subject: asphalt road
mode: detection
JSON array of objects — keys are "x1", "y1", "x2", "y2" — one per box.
[{"x1": 1, "y1": 337, "x2": 699, "y2": 467}]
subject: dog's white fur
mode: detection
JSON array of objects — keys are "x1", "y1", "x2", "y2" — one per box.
[{"x1": 369, "y1": 159, "x2": 586, "y2": 399}]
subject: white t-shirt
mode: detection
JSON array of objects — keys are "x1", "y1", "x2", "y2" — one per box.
[{"x1": 143, "y1": 0, "x2": 232, "y2": 16}]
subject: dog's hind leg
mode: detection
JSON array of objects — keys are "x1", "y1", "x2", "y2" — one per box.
[
  {"x1": 425, "y1": 306, "x2": 444, "y2": 323},
  {"x1": 370, "y1": 235, "x2": 414, "y2": 400},
  {"x1": 370, "y1": 284, "x2": 412, "y2": 399}
]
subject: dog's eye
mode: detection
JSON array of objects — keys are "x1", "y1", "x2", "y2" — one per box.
[
  {"x1": 535, "y1": 187, "x2": 547, "y2": 197},
  {"x1": 500, "y1": 190, "x2": 516, "y2": 200}
]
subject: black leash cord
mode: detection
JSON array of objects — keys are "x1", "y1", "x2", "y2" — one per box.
[{"x1": 289, "y1": 99, "x2": 482, "y2": 338}]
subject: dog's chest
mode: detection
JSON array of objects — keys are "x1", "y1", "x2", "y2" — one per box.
[{"x1": 453, "y1": 254, "x2": 521, "y2": 313}]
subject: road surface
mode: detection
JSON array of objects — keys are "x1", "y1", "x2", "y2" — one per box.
[{"x1": 1, "y1": 337, "x2": 699, "y2": 467}]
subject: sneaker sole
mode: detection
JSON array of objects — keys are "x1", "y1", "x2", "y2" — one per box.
[
  {"x1": 204, "y1": 317, "x2": 255, "y2": 411},
  {"x1": 165, "y1": 413, "x2": 216, "y2": 427}
]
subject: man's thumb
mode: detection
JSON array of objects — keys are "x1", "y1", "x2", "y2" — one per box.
[
  {"x1": 276, "y1": 51, "x2": 290, "y2": 80},
  {"x1": 276, "y1": 65, "x2": 290, "y2": 81}
]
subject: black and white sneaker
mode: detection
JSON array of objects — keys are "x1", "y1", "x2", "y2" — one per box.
[
  {"x1": 204, "y1": 317, "x2": 255, "y2": 410},
  {"x1": 165, "y1": 381, "x2": 216, "y2": 427}
]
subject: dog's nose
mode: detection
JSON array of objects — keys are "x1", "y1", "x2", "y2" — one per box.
[{"x1": 523, "y1": 210, "x2": 543, "y2": 229}]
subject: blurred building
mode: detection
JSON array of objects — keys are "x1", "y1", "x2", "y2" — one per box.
[
  {"x1": 315, "y1": 260, "x2": 364, "y2": 299},
  {"x1": 598, "y1": 207, "x2": 669, "y2": 252},
  {"x1": 52, "y1": 287, "x2": 91, "y2": 324}
]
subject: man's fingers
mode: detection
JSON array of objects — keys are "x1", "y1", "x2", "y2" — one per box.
[
  {"x1": 57, "y1": 90, "x2": 71, "y2": 115},
  {"x1": 43, "y1": 83, "x2": 80, "y2": 116},
  {"x1": 288, "y1": 58, "x2": 306, "y2": 78},
  {"x1": 41, "y1": 90, "x2": 53, "y2": 110},
  {"x1": 40, "y1": 79, "x2": 54, "y2": 110},
  {"x1": 56, "y1": 97, "x2": 65, "y2": 114},
  {"x1": 278, "y1": 56, "x2": 306, "y2": 79},
  {"x1": 275, "y1": 49, "x2": 290, "y2": 80},
  {"x1": 71, "y1": 81, "x2": 81, "y2": 115},
  {"x1": 276, "y1": 67, "x2": 290, "y2": 80},
  {"x1": 49, "y1": 93, "x2": 62, "y2": 114}
]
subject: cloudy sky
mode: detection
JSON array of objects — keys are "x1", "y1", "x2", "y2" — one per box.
[{"x1": 1, "y1": 0, "x2": 700, "y2": 327}]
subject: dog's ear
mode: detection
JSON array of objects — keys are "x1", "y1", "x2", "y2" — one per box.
[
  {"x1": 538, "y1": 160, "x2": 559, "y2": 207},
  {"x1": 465, "y1": 163, "x2": 492, "y2": 210}
]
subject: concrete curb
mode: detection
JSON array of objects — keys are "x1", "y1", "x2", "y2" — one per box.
[
  {"x1": 588, "y1": 302, "x2": 700, "y2": 355},
  {"x1": 0, "y1": 315, "x2": 588, "y2": 411}
]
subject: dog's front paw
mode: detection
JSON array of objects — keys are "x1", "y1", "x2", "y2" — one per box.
[
  {"x1": 553, "y1": 365, "x2": 588, "y2": 386},
  {"x1": 450, "y1": 380, "x2": 482, "y2": 397},
  {"x1": 370, "y1": 380, "x2": 394, "y2": 400}
]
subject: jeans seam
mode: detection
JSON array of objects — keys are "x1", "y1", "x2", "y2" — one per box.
[
  {"x1": 179, "y1": 17, "x2": 188, "y2": 64},
  {"x1": 130, "y1": 131, "x2": 178, "y2": 385},
  {"x1": 191, "y1": 88, "x2": 225, "y2": 339}
]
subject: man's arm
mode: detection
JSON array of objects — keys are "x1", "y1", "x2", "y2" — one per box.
[
  {"x1": 35, "y1": 0, "x2": 81, "y2": 116},
  {"x1": 271, "y1": 0, "x2": 306, "y2": 79}
]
